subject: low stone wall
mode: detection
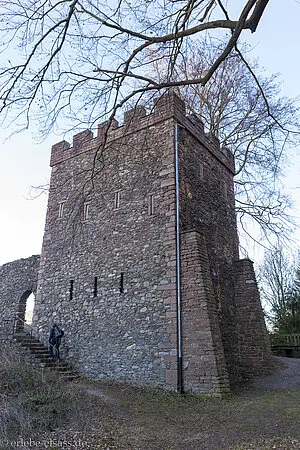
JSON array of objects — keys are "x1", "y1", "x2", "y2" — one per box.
[{"x1": 0, "y1": 255, "x2": 40, "y2": 341}]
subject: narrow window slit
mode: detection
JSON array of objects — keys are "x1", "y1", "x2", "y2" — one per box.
[
  {"x1": 69, "y1": 280, "x2": 74, "y2": 301},
  {"x1": 84, "y1": 203, "x2": 90, "y2": 220},
  {"x1": 93, "y1": 276, "x2": 98, "y2": 298},
  {"x1": 223, "y1": 181, "x2": 228, "y2": 200},
  {"x1": 114, "y1": 191, "x2": 121, "y2": 209},
  {"x1": 119, "y1": 272, "x2": 124, "y2": 293},
  {"x1": 58, "y1": 202, "x2": 65, "y2": 218},
  {"x1": 148, "y1": 194, "x2": 154, "y2": 215},
  {"x1": 200, "y1": 163, "x2": 204, "y2": 179}
]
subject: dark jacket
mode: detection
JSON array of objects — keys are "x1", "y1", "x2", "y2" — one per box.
[{"x1": 49, "y1": 326, "x2": 62, "y2": 345}]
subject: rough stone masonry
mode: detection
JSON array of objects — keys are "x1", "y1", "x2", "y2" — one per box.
[{"x1": 0, "y1": 92, "x2": 272, "y2": 395}]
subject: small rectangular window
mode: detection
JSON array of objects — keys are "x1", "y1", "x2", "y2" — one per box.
[
  {"x1": 69, "y1": 280, "x2": 74, "y2": 301},
  {"x1": 58, "y1": 202, "x2": 65, "y2": 219},
  {"x1": 148, "y1": 194, "x2": 154, "y2": 215},
  {"x1": 83, "y1": 203, "x2": 90, "y2": 220},
  {"x1": 114, "y1": 191, "x2": 121, "y2": 209}
]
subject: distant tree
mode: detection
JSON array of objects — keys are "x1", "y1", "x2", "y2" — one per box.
[
  {"x1": 259, "y1": 247, "x2": 300, "y2": 333},
  {"x1": 273, "y1": 266, "x2": 300, "y2": 334}
]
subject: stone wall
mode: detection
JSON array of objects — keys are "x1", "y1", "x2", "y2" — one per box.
[
  {"x1": 176, "y1": 111, "x2": 240, "y2": 383},
  {"x1": 181, "y1": 230, "x2": 230, "y2": 395},
  {"x1": 0, "y1": 255, "x2": 39, "y2": 341},
  {"x1": 33, "y1": 96, "x2": 180, "y2": 388}
]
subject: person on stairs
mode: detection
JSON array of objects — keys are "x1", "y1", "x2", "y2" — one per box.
[{"x1": 49, "y1": 323, "x2": 64, "y2": 361}]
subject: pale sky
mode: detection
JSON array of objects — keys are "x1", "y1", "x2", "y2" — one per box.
[{"x1": 0, "y1": 0, "x2": 300, "y2": 266}]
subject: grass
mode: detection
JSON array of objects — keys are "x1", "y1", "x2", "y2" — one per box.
[
  {"x1": 0, "y1": 344, "x2": 300, "y2": 449},
  {"x1": 0, "y1": 344, "x2": 97, "y2": 447}
]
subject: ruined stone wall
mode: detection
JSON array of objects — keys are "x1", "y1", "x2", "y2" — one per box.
[{"x1": 0, "y1": 255, "x2": 39, "y2": 341}]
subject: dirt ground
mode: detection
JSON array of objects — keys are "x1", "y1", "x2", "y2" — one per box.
[
  {"x1": 249, "y1": 356, "x2": 300, "y2": 391},
  {"x1": 2, "y1": 353, "x2": 300, "y2": 450},
  {"x1": 46, "y1": 356, "x2": 300, "y2": 450}
]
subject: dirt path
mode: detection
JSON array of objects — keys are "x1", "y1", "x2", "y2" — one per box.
[
  {"x1": 251, "y1": 356, "x2": 300, "y2": 391},
  {"x1": 80, "y1": 356, "x2": 300, "y2": 399}
]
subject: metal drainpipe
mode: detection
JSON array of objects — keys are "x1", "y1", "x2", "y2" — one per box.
[{"x1": 174, "y1": 123, "x2": 183, "y2": 394}]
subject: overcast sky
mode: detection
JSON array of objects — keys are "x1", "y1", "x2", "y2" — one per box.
[{"x1": 0, "y1": 0, "x2": 300, "y2": 266}]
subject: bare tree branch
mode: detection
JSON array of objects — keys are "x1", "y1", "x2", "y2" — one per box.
[{"x1": 0, "y1": 0, "x2": 271, "y2": 135}]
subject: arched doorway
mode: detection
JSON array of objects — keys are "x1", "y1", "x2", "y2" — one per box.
[{"x1": 16, "y1": 290, "x2": 35, "y2": 332}]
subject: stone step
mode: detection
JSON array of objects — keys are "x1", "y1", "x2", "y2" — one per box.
[
  {"x1": 15, "y1": 337, "x2": 42, "y2": 346},
  {"x1": 29, "y1": 344, "x2": 49, "y2": 350},
  {"x1": 22, "y1": 344, "x2": 46, "y2": 350},
  {"x1": 15, "y1": 336, "x2": 47, "y2": 344},
  {"x1": 32, "y1": 351, "x2": 49, "y2": 357},
  {"x1": 45, "y1": 364, "x2": 80, "y2": 378},
  {"x1": 33, "y1": 352, "x2": 51, "y2": 358},
  {"x1": 56, "y1": 366, "x2": 73, "y2": 372},
  {"x1": 35, "y1": 356, "x2": 56, "y2": 364},
  {"x1": 20, "y1": 343, "x2": 47, "y2": 351},
  {"x1": 18, "y1": 340, "x2": 46, "y2": 345},
  {"x1": 14, "y1": 331, "x2": 36, "y2": 337},
  {"x1": 59, "y1": 373, "x2": 80, "y2": 380},
  {"x1": 14, "y1": 334, "x2": 40, "y2": 341},
  {"x1": 25, "y1": 344, "x2": 48, "y2": 349}
]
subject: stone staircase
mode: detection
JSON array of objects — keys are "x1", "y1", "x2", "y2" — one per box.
[{"x1": 13, "y1": 331, "x2": 79, "y2": 381}]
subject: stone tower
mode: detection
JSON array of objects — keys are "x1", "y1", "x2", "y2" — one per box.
[{"x1": 32, "y1": 92, "x2": 271, "y2": 395}]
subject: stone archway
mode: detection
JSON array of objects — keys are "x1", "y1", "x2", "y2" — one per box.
[
  {"x1": 15, "y1": 290, "x2": 35, "y2": 332},
  {"x1": 25, "y1": 293, "x2": 35, "y2": 325}
]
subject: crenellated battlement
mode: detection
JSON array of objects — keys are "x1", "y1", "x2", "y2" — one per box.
[
  {"x1": 97, "y1": 118, "x2": 119, "y2": 140},
  {"x1": 124, "y1": 105, "x2": 146, "y2": 124},
  {"x1": 50, "y1": 91, "x2": 234, "y2": 173}
]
